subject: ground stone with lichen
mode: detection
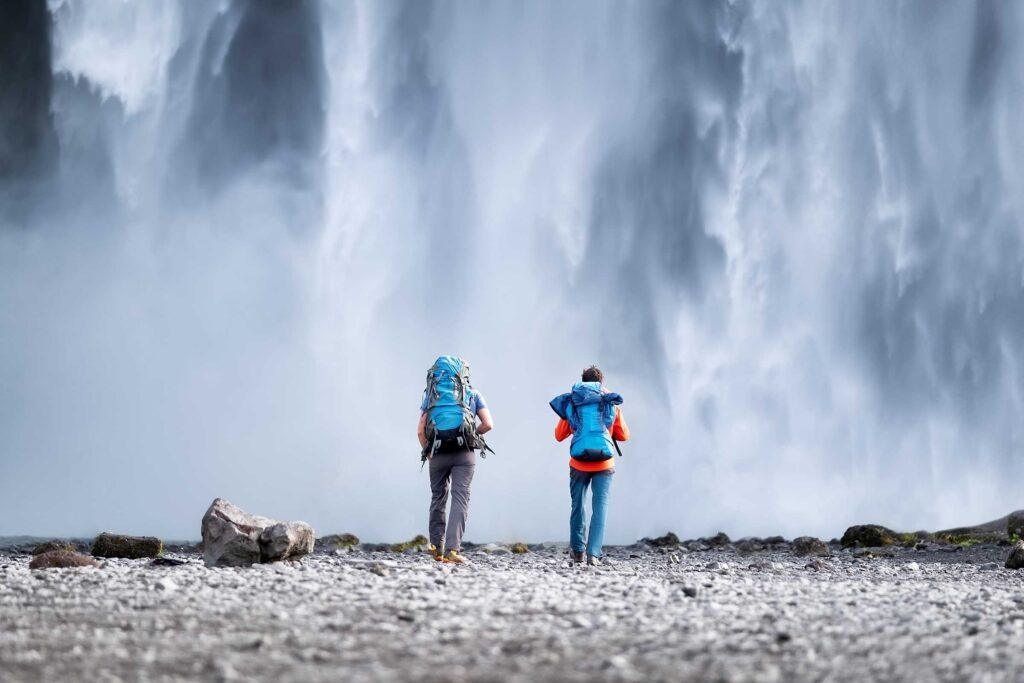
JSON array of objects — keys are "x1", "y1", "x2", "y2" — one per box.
[{"x1": 1, "y1": 541, "x2": 1024, "y2": 681}]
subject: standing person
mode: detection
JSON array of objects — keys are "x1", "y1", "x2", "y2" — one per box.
[
  {"x1": 550, "y1": 365, "x2": 630, "y2": 566},
  {"x1": 418, "y1": 356, "x2": 493, "y2": 564}
]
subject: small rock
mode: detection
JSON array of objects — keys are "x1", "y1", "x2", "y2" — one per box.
[
  {"x1": 570, "y1": 614, "x2": 593, "y2": 629},
  {"x1": 154, "y1": 578, "x2": 177, "y2": 592},
  {"x1": 705, "y1": 532, "x2": 731, "y2": 548},
  {"x1": 682, "y1": 586, "x2": 698, "y2": 598},
  {"x1": 317, "y1": 533, "x2": 360, "y2": 551},
  {"x1": 91, "y1": 533, "x2": 163, "y2": 559},
  {"x1": 905, "y1": 562, "x2": 920, "y2": 571},
  {"x1": 644, "y1": 532, "x2": 681, "y2": 548},
  {"x1": 841, "y1": 525, "x2": 899, "y2": 548},
  {"x1": 979, "y1": 562, "x2": 999, "y2": 571},
  {"x1": 29, "y1": 550, "x2": 100, "y2": 570},
  {"x1": 151, "y1": 557, "x2": 187, "y2": 567},
  {"x1": 1006, "y1": 541, "x2": 1024, "y2": 570},
  {"x1": 31, "y1": 540, "x2": 77, "y2": 556},
  {"x1": 791, "y1": 536, "x2": 829, "y2": 557},
  {"x1": 804, "y1": 560, "x2": 824, "y2": 570},
  {"x1": 736, "y1": 539, "x2": 762, "y2": 554}
]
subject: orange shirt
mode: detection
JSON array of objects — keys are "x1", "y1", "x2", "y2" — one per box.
[{"x1": 555, "y1": 407, "x2": 630, "y2": 472}]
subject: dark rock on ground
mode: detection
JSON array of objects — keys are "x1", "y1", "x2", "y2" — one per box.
[
  {"x1": 704, "y1": 532, "x2": 731, "y2": 548},
  {"x1": 510, "y1": 542, "x2": 529, "y2": 554},
  {"x1": 736, "y1": 539, "x2": 763, "y2": 554},
  {"x1": 91, "y1": 533, "x2": 163, "y2": 559},
  {"x1": 29, "y1": 550, "x2": 100, "y2": 569},
  {"x1": 644, "y1": 532, "x2": 681, "y2": 547},
  {"x1": 762, "y1": 536, "x2": 788, "y2": 546},
  {"x1": 316, "y1": 533, "x2": 360, "y2": 551},
  {"x1": 1005, "y1": 541, "x2": 1024, "y2": 569},
  {"x1": 792, "y1": 536, "x2": 830, "y2": 557},
  {"x1": 151, "y1": 557, "x2": 187, "y2": 567},
  {"x1": 841, "y1": 525, "x2": 898, "y2": 548},
  {"x1": 31, "y1": 540, "x2": 77, "y2": 556}
]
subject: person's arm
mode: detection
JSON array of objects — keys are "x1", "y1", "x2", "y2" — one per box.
[
  {"x1": 610, "y1": 408, "x2": 630, "y2": 442},
  {"x1": 417, "y1": 411, "x2": 428, "y2": 449},
  {"x1": 555, "y1": 418, "x2": 572, "y2": 442},
  {"x1": 476, "y1": 407, "x2": 493, "y2": 435}
]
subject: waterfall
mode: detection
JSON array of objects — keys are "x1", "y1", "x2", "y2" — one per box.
[{"x1": 2, "y1": 0, "x2": 1023, "y2": 540}]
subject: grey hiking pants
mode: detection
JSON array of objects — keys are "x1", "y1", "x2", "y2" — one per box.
[{"x1": 428, "y1": 450, "x2": 476, "y2": 552}]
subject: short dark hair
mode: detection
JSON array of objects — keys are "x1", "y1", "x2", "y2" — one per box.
[{"x1": 581, "y1": 365, "x2": 603, "y2": 383}]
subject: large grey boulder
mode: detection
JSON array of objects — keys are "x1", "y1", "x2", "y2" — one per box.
[{"x1": 201, "y1": 498, "x2": 314, "y2": 568}]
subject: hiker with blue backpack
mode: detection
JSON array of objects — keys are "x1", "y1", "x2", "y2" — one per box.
[
  {"x1": 550, "y1": 365, "x2": 630, "y2": 566},
  {"x1": 419, "y1": 356, "x2": 494, "y2": 564}
]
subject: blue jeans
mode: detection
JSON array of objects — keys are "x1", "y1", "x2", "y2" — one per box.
[{"x1": 569, "y1": 468, "x2": 613, "y2": 557}]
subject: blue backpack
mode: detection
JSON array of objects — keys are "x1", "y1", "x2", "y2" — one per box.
[
  {"x1": 422, "y1": 356, "x2": 493, "y2": 460},
  {"x1": 549, "y1": 382, "x2": 623, "y2": 462}
]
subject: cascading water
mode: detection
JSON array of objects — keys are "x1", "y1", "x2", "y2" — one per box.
[{"x1": 2, "y1": 0, "x2": 1023, "y2": 541}]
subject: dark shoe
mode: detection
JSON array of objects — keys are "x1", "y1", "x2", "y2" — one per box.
[
  {"x1": 571, "y1": 550, "x2": 585, "y2": 564},
  {"x1": 587, "y1": 555, "x2": 602, "y2": 566}
]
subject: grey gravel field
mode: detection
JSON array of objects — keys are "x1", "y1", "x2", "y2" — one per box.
[{"x1": 1, "y1": 542, "x2": 1023, "y2": 682}]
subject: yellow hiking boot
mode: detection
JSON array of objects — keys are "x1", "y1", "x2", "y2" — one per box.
[
  {"x1": 444, "y1": 549, "x2": 468, "y2": 564},
  {"x1": 428, "y1": 544, "x2": 444, "y2": 561}
]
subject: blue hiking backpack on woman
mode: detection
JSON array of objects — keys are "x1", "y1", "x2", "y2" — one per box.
[
  {"x1": 549, "y1": 381, "x2": 624, "y2": 462},
  {"x1": 422, "y1": 356, "x2": 493, "y2": 462}
]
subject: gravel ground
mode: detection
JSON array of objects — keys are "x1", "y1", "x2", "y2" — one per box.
[{"x1": 1, "y1": 542, "x2": 1023, "y2": 682}]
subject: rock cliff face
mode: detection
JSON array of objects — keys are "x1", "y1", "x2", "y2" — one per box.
[{"x1": 200, "y1": 498, "x2": 313, "y2": 568}]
